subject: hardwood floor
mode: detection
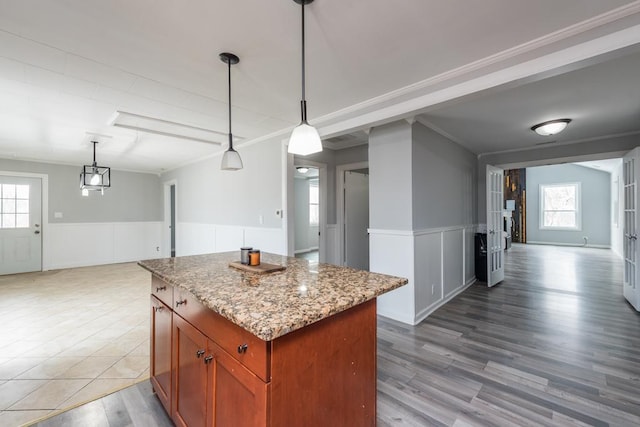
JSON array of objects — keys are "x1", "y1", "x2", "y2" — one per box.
[
  {"x1": 377, "y1": 244, "x2": 640, "y2": 426},
  {"x1": 33, "y1": 244, "x2": 640, "y2": 426}
]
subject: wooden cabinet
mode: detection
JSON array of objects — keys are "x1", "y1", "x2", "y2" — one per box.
[
  {"x1": 150, "y1": 274, "x2": 377, "y2": 427},
  {"x1": 207, "y1": 341, "x2": 268, "y2": 426},
  {"x1": 172, "y1": 314, "x2": 208, "y2": 427},
  {"x1": 150, "y1": 295, "x2": 172, "y2": 415}
]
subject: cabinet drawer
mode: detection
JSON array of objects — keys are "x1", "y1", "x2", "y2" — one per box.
[
  {"x1": 151, "y1": 276, "x2": 173, "y2": 307},
  {"x1": 174, "y1": 288, "x2": 270, "y2": 382}
]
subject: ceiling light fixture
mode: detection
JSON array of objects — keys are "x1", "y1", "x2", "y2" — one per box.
[
  {"x1": 531, "y1": 119, "x2": 572, "y2": 136},
  {"x1": 80, "y1": 141, "x2": 110, "y2": 195},
  {"x1": 288, "y1": 0, "x2": 323, "y2": 156},
  {"x1": 219, "y1": 52, "x2": 243, "y2": 171},
  {"x1": 296, "y1": 166, "x2": 309, "y2": 173}
]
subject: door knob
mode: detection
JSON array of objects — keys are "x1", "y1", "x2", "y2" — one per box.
[{"x1": 34, "y1": 230, "x2": 40, "y2": 235}]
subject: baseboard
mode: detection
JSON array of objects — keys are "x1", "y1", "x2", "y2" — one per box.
[
  {"x1": 413, "y1": 277, "x2": 477, "y2": 325},
  {"x1": 294, "y1": 247, "x2": 319, "y2": 254},
  {"x1": 527, "y1": 241, "x2": 610, "y2": 249}
]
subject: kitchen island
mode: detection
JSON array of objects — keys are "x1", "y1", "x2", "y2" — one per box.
[{"x1": 139, "y1": 252, "x2": 407, "y2": 427}]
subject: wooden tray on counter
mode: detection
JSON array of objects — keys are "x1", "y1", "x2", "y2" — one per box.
[{"x1": 229, "y1": 262, "x2": 286, "y2": 274}]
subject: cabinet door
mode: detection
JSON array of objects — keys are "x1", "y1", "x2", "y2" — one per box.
[
  {"x1": 208, "y1": 342, "x2": 268, "y2": 427},
  {"x1": 150, "y1": 296, "x2": 172, "y2": 415},
  {"x1": 173, "y1": 314, "x2": 208, "y2": 427}
]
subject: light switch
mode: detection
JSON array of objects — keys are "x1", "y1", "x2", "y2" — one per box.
[{"x1": 54, "y1": 212, "x2": 63, "y2": 219}]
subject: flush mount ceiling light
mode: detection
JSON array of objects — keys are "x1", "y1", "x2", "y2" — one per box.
[
  {"x1": 220, "y1": 52, "x2": 243, "y2": 171},
  {"x1": 110, "y1": 111, "x2": 226, "y2": 145},
  {"x1": 288, "y1": 0, "x2": 323, "y2": 156},
  {"x1": 531, "y1": 119, "x2": 572, "y2": 136},
  {"x1": 80, "y1": 141, "x2": 110, "y2": 195},
  {"x1": 296, "y1": 166, "x2": 309, "y2": 173}
]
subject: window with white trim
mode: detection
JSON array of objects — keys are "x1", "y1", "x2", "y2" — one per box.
[
  {"x1": 309, "y1": 179, "x2": 319, "y2": 225},
  {"x1": 1, "y1": 184, "x2": 30, "y2": 229},
  {"x1": 540, "y1": 183, "x2": 581, "y2": 230}
]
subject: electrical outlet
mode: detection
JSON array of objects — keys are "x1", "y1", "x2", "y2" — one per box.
[
  {"x1": 259, "y1": 215, "x2": 264, "y2": 225},
  {"x1": 431, "y1": 284, "x2": 435, "y2": 295}
]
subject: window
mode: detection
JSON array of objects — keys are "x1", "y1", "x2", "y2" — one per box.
[
  {"x1": 540, "y1": 183, "x2": 580, "y2": 230},
  {"x1": 309, "y1": 179, "x2": 319, "y2": 225},
  {"x1": 1, "y1": 184, "x2": 30, "y2": 228}
]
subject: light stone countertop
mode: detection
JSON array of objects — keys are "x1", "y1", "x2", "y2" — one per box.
[{"x1": 139, "y1": 251, "x2": 408, "y2": 341}]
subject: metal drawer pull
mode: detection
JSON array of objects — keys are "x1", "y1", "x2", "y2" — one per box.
[
  {"x1": 196, "y1": 349, "x2": 205, "y2": 358},
  {"x1": 176, "y1": 299, "x2": 187, "y2": 307},
  {"x1": 204, "y1": 355, "x2": 213, "y2": 364},
  {"x1": 154, "y1": 306, "x2": 163, "y2": 312},
  {"x1": 237, "y1": 344, "x2": 248, "y2": 354},
  {"x1": 156, "y1": 286, "x2": 166, "y2": 292}
]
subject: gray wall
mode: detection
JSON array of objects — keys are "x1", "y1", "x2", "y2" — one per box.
[
  {"x1": 0, "y1": 158, "x2": 162, "y2": 223},
  {"x1": 526, "y1": 164, "x2": 610, "y2": 246},
  {"x1": 369, "y1": 121, "x2": 413, "y2": 230},
  {"x1": 412, "y1": 124, "x2": 477, "y2": 228},
  {"x1": 161, "y1": 138, "x2": 282, "y2": 227}
]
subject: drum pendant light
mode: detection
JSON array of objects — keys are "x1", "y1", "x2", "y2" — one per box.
[
  {"x1": 288, "y1": 0, "x2": 323, "y2": 156},
  {"x1": 220, "y1": 52, "x2": 243, "y2": 170}
]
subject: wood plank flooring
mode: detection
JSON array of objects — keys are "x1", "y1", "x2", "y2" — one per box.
[
  {"x1": 32, "y1": 244, "x2": 640, "y2": 426},
  {"x1": 377, "y1": 244, "x2": 640, "y2": 426}
]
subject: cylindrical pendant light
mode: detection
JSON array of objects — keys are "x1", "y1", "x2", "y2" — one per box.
[
  {"x1": 220, "y1": 52, "x2": 243, "y2": 170},
  {"x1": 288, "y1": 0, "x2": 323, "y2": 156}
]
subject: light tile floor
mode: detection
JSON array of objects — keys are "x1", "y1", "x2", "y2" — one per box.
[{"x1": 0, "y1": 263, "x2": 151, "y2": 427}]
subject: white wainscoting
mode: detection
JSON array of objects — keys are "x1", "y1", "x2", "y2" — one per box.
[
  {"x1": 45, "y1": 222, "x2": 163, "y2": 270},
  {"x1": 370, "y1": 230, "x2": 416, "y2": 325},
  {"x1": 370, "y1": 225, "x2": 477, "y2": 325},
  {"x1": 177, "y1": 223, "x2": 287, "y2": 257}
]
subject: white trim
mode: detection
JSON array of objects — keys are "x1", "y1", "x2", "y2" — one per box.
[
  {"x1": 0, "y1": 170, "x2": 49, "y2": 271},
  {"x1": 414, "y1": 277, "x2": 476, "y2": 325},
  {"x1": 369, "y1": 224, "x2": 477, "y2": 237},
  {"x1": 337, "y1": 161, "x2": 369, "y2": 266},
  {"x1": 527, "y1": 241, "x2": 610, "y2": 249},
  {"x1": 539, "y1": 182, "x2": 582, "y2": 231}
]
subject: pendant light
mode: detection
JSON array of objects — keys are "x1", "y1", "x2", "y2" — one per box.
[
  {"x1": 220, "y1": 52, "x2": 243, "y2": 170},
  {"x1": 79, "y1": 141, "x2": 110, "y2": 195},
  {"x1": 288, "y1": 0, "x2": 323, "y2": 156}
]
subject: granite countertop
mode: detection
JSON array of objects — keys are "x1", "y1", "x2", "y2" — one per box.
[{"x1": 139, "y1": 252, "x2": 407, "y2": 341}]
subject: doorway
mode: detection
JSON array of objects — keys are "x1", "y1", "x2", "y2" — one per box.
[
  {"x1": 337, "y1": 162, "x2": 370, "y2": 270},
  {"x1": 164, "y1": 180, "x2": 177, "y2": 258},
  {"x1": 294, "y1": 166, "x2": 320, "y2": 263},
  {"x1": 0, "y1": 174, "x2": 43, "y2": 274}
]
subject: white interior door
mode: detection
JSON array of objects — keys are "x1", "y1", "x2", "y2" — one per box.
[
  {"x1": 0, "y1": 176, "x2": 42, "y2": 275},
  {"x1": 486, "y1": 165, "x2": 504, "y2": 287},
  {"x1": 344, "y1": 171, "x2": 369, "y2": 271},
  {"x1": 623, "y1": 147, "x2": 640, "y2": 311}
]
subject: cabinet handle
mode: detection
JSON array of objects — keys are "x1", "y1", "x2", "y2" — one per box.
[
  {"x1": 196, "y1": 349, "x2": 205, "y2": 358},
  {"x1": 237, "y1": 344, "x2": 248, "y2": 354},
  {"x1": 204, "y1": 355, "x2": 213, "y2": 364},
  {"x1": 156, "y1": 286, "x2": 166, "y2": 292},
  {"x1": 154, "y1": 306, "x2": 163, "y2": 312},
  {"x1": 176, "y1": 299, "x2": 187, "y2": 307}
]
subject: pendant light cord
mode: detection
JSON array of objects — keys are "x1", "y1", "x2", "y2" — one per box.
[
  {"x1": 92, "y1": 141, "x2": 97, "y2": 167},
  {"x1": 300, "y1": 1, "x2": 307, "y2": 123},
  {"x1": 227, "y1": 59, "x2": 234, "y2": 150}
]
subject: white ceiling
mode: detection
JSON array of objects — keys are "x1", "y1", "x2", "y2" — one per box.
[{"x1": 0, "y1": 1, "x2": 639, "y2": 172}]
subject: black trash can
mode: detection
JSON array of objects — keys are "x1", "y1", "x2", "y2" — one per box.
[{"x1": 475, "y1": 233, "x2": 487, "y2": 282}]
